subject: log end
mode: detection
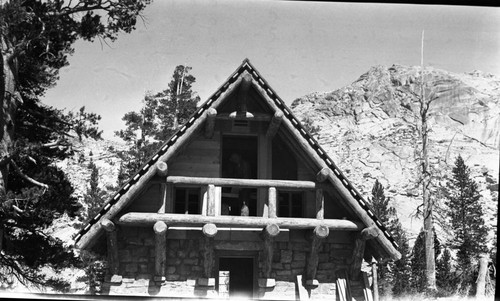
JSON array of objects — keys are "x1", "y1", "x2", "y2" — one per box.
[
  {"x1": 314, "y1": 225, "x2": 329, "y2": 239},
  {"x1": 156, "y1": 161, "x2": 168, "y2": 177},
  {"x1": 153, "y1": 221, "x2": 168, "y2": 234},
  {"x1": 202, "y1": 223, "x2": 218, "y2": 238},
  {"x1": 101, "y1": 218, "x2": 116, "y2": 232},
  {"x1": 265, "y1": 223, "x2": 280, "y2": 237},
  {"x1": 316, "y1": 168, "x2": 331, "y2": 183}
]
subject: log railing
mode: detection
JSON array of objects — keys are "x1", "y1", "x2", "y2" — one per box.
[{"x1": 108, "y1": 173, "x2": 370, "y2": 287}]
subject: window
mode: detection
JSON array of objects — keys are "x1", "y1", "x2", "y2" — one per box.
[
  {"x1": 174, "y1": 188, "x2": 200, "y2": 214},
  {"x1": 278, "y1": 192, "x2": 303, "y2": 218}
]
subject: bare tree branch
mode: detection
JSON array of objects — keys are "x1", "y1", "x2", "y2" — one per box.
[{"x1": 10, "y1": 160, "x2": 48, "y2": 192}]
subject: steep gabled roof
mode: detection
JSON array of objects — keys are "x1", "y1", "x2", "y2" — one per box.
[{"x1": 75, "y1": 59, "x2": 401, "y2": 260}]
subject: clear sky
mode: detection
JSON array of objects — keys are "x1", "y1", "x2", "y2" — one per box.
[{"x1": 41, "y1": 1, "x2": 500, "y2": 141}]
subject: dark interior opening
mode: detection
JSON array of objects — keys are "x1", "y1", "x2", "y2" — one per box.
[
  {"x1": 218, "y1": 257, "x2": 254, "y2": 298},
  {"x1": 221, "y1": 136, "x2": 258, "y2": 216}
]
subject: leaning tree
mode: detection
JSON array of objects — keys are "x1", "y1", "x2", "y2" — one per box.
[{"x1": 0, "y1": 0, "x2": 151, "y2": 289}]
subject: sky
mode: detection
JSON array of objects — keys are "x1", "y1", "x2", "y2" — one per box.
[{"x1": 41, "y1": 1, "x2": 500, "y2": 141}]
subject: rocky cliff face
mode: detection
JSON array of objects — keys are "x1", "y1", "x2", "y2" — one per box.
[{"x1": 291, "y1": 65, "x2": 499, "y2": 244}]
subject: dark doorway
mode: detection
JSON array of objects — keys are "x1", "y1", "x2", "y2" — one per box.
[
  {"x1": 218, "y1": 257, "x2": 254, "y2": 298},
  {"x1": 221, "y1": 136, "x2": 258, "y2": 216}
]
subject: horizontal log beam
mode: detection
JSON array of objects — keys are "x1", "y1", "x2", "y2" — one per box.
[
  {"x1": 166, "y1": 176, "x2": 318, "y2": 190},
  {"x1": 117, "y1": 213, "x2": 364, "y2": 231}
]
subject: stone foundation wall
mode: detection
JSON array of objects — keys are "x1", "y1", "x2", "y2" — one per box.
[{"x1": 105, "y1": 227, "x2": 357, "y2": 299}]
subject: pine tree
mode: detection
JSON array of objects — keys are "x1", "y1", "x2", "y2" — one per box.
[
  {"x1": 436, "y1": 248, "x2": 456, "y2": 295},
  {"x1": 368, "y1": 180, "x2": 412, "y2": 297},
  {"x1": 391, "y1": 219, "x2": 413, "y2": 297},
  {"x1": 83, "y1": 161, "x2": 107, "y2": 222},
  {"x1": 445, "y1": 155, "x2": 488, "y2": 291},
  {"x1": 115, "y1": 65, "x2": 199, "y2": 178},
  {"x1": 0, "y1": 0, "x2": 151, "y2": 288}
]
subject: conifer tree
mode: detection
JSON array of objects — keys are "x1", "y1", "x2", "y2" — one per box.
[
  {"x1": 0, "y1": 0, "x2": 151, "y2": 288},
  {"x1": 83, "y1": 161, "x2": 107, "y2": 222},
  {"x1": 436, "y1": 248, "x2": 456, "y2": 295},
  {"x1": 115, "y1": 65, "x2": 199, "y2": 178},
  {"x1": 368, "y1": 180, "x2": 412, "y2": 297},
  {"x1": 391, "y1": 219, "x2": 412, "y2": 297},
  {"x1": 445, "y1": 155, "x2": 488, "y2": 290},
  {"x1": 410, "y1": 228, "x2": 441, "y2": 293}
]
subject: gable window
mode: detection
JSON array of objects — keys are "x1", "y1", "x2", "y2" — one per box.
[
  {"x1": 278, "y1": 191, "x2": 303, "y2": 218},
  {"x1": 174, "y1": 187, "x2": 201, "y2": 214}
]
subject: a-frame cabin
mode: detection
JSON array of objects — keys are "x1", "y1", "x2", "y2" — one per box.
[{"x1": 75, "y1": 59, "x2": 400, "y2": 300}]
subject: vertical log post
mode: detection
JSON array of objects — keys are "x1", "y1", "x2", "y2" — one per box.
[
  {"x1": 266, "y1": 111, "x2": 284, "y2": 138},
  {"x1": 259, "y1": 223, "x2": 280, "y2": 288},
  {"x1": 306, "y1": 225, "x2": 329, "y2": 286},
  {"x1": 372, "y1": 257, "x2": 379, "y2": 301},
  {"x1": 153, "y1": 221, "x2": 168, "y2": 282},
  {"x1": 315, "y1": 188, "x2": 324, "y2": 220},
  {"x1": 101, "y1": 218, "x2": 122, "y2": 283},
  {"x1": 205, "y1": 108, "x2": 217, "y2": 139},
  {"x1": 268, "y1": 187, "x2": 277, "y2": 219},
  {"x1": 207, "y1": 184, "x2": 216, "y2": 216},
  {"x1": 350, "y1": 226, "x2": 378, "y2": 280}
]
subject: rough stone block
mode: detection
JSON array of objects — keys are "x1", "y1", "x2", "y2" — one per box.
[
  {"x1": 291, "y1": 261, "x2": 306, "y2": 268},
  {"x1": 138, "y1": 264, "x2": 148, "y2": 273},
  {"x1": 276, "y1": 270, "x2": 292, "y2": 276},
  {"x1": 258, "y1": 278, "x2": 276, "y2": 288},
  {"x1": 133, "y1": 246, "x2": 148, "y2": 258},
  {"x1": 127, "y1": 237, "x2": 142, "y2": 245},
  {"x1": 196, "y1": 278, "x2": 215, "y2": 287},
  {"x1": 318, "y1": 262, "x2": 335, "y2": 270},
  {"x1": 281, "y1": 250, "x2": 292, "y2": 263},
  {"x1": 119, "y1": 250, "x2": 132, "y2": 263},
  {"x1": 138, "y1": 256, "x2": 149, "y2": 263},
  {"x1": 293, "y1": 251, "x2": 306, "y2": 261},
  {"x1": 166, "y1": 274, "x2": 180, "y2": 281},
  {"x1": 144, "y1": 238, "x2": 155, "y2": 246},
  {"x1": 125, "y1": 263, "x2": 138, "y2": 273},
  {"x1": 177, "y1": 250, "x2": 187, "y2": 258},
  {"x1": 183, "y1": 258, "x2": 199, "y2": 265},
  {"x1": 318, "y1": 253, "x2": 329, "y2": 263},
  {"x1": 166, "y1": 258, "x2": 181, "y2": 265},
  {"x1": 166, "y1": 266, "x2": 176, "y2": 274},
  {"x1": 104, "y1": 274, "x2": 122, "y2": 284},
  {"x1": 272, "y1": 262, "x2": 283, "y2": 270}
]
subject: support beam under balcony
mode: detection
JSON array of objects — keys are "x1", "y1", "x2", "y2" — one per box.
[
  {"x1": 305, "y1": 225, "x2": 329, "y2": 286},
  {"x1": 259, "y1": 224, "x2": 279, "y2": 288},
  {"x1": 349, "y1": 226, "x2": 378, "y2": 280},
  {"x1": 101, "y1": 218, "x2": 121, "y2": 284},
  {"x1": 154, "y1": 221, "x2": 168, "y2": 282},
  {"x1": 117, "y1": 213, "x2": 365, "y2": 231}
]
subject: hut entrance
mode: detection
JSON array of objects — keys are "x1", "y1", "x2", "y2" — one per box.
[
  {"x1": 221, "y1": 136, "x2": 258, "y2": 216},
  {"x1": 218, "y1": 257, "x2": 255, "y2": 298}
]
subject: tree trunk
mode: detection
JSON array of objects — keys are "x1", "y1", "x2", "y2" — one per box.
[
  {"x1": 0, "y1": 35, "x2": 19, "y2": 197},
  {"x1": 420, "y1": 71, "x2": 437, "y2": 293},
  {"x1": 476, "y1": 253, "x2": 489, "y2": 298}
]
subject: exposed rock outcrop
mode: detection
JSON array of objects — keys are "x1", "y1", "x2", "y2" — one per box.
[{"x1": 292, "y1": 65, "x2": 499, "y2": 245}]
